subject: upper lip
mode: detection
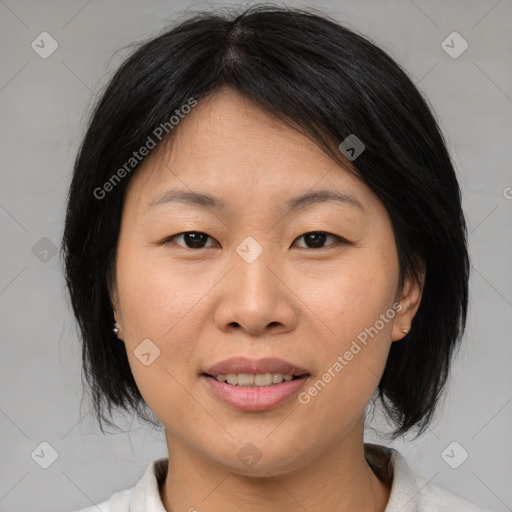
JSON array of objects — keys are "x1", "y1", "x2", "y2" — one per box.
[{"x1": 203, "y1": 357, "x2": 310, "y2": 377}]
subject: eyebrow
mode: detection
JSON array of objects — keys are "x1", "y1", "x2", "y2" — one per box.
[{"x1": 146, "y1": 187, "x2": 366, "y2": 214}]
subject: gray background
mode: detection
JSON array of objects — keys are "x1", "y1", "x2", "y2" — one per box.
[{"x1": 1, "y1": 0, "x2": 511, "y2": 511}]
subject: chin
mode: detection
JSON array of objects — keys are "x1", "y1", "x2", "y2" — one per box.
[{"x1": 203, "y1": 439, "x2": 316, "y2": 479}]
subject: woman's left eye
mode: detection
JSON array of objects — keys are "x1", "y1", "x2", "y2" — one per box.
[
  {"x1": 293, "y1": 231, "x2": 345, "y2": 249},
  {"x1": 160, "y1": 231, "x2": 345, "y2": 250}
]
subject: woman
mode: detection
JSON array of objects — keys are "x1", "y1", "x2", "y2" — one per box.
[{"x1": 62, "y1": 4, "x2": 489, "y2": 511}]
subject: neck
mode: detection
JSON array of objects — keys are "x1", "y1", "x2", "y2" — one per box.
[{"x1": 159, "y1": 420, "x2": 391, "y2": 512}]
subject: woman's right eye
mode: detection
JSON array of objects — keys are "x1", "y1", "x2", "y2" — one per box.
[{"x1": 162, "y1": 231, "x2": 219, "y2": 249}]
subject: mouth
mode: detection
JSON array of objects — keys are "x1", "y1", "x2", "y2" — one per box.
[
  {"x1": 200, "y1": 357, "x2": 311, "y2": 411},
  {"x1": 201, "y1": 372, "x2": 308, "y2": 387},
  {"x1": 203, "y1": 356, "x2": 310, "y2": 381}
]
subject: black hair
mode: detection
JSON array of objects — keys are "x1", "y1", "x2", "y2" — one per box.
[{"x1": 61, "y1": 3, "x2": 470, "y2": 438}]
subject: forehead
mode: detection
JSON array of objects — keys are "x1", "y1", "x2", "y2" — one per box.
[{"x1": 124, "y1": 88, "x2": 374, "y2": 215}]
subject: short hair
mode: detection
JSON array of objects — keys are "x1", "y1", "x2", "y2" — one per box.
[{"x1": 61, "y1": 4, "x2": 470, "y2": 438}]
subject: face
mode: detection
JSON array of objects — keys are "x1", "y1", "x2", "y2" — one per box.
[{"x1": 110, "y1": 87, "x2": 422, "y2": 476}]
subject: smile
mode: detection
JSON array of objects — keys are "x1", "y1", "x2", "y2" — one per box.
[
  {"x1": 200, "y1": 373, "x2": 310, "y2": 411},
  {"x1": 212, "y1": 372, "x2": 299, "y2": 386}
]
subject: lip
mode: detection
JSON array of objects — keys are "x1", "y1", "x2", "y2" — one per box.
[
  {"x1": 201, "y1": 373, "x2": 310, "y2": 411},
  {"x1": 201, "y1": 357, "x2": 311, "y2": 412},
  {"x1": 203, "y1": 356, "x2": 309, "y2": 377}
]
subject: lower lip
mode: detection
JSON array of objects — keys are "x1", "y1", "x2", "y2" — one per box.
[{"x1": 201, "y1": 374, "x2": 310, "y2": 411}]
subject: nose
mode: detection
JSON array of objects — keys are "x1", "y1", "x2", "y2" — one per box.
[{"x1": 213, "y1": 245, "x2": 298, "y2": 338}]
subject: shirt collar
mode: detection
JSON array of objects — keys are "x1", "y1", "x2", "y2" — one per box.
[
  {"x1": 365, "y1": 443, "x2": 420, "y2": 512},
  {"x1": 129, "y1": 457, "x2": 168, "y2": 512}
]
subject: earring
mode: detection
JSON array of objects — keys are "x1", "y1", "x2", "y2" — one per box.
[
  {"x1": 401, "y1": 328, "x2": 409, "y2": 334},
  {"x1": 113, "y1": 308, "x2": 121, "y2": 336}
]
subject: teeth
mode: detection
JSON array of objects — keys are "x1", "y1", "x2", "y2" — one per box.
[{"x1": 214, "y1": 373, "x2": 295, "y2": 386}]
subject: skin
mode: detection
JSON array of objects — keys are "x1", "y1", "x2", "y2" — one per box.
[{"x1": 110, "y1": 87, "x2": 424, "y2": 512}]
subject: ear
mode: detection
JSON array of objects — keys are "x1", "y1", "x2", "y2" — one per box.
[{"x1": 392, "y1": 261, "x2": 425, "y2": 342}]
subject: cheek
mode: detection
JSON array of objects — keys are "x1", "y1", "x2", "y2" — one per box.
[
  {"x1": 115, "y1": 241, "x2": 209, "y2": 338},
  {"x1": 296, "y1": 247, "x2": 398, "y2": 343},
  {"x1": 295, "y1": 248, "x2": 398, "y2": 407},
  {"x1": 114, "y1": 245, "x2": 206, "y2": 401}
]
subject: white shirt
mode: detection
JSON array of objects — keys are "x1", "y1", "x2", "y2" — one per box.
[{"x1": 73, "y1": 443, "x2": 489, "y2": 511}]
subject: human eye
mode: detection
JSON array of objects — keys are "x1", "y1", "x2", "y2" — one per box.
[
  {"x1": 293, "y1": 231, "x2": 347, "y2": 249},
  {"x1": 157, "y1": 230, "x2": 348, "y2": 250},
  {"x1": 159, "y1": 231, "x2": 219, "y2": 249}
]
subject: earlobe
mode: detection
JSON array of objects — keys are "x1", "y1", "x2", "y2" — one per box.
[
  {"x1": 391, "y1": 309, "x2": 410, "y2": 342},
  {"x1": 112, "y1": 308, "x2": 123, "y2": 340}
]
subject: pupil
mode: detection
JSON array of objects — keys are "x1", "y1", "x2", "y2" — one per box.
[
  {"x1": 185, "y1": 232, "x2": 206, "y2": 248},
  {"x1": 306, "y1": 232, "x2": 326, "y2": 248}
]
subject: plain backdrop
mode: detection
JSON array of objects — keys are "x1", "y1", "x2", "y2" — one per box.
[{"x1": 0, "y1": 0, "x2": 511, "y2": 511}]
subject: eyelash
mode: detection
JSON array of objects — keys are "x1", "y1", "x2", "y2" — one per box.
[{"x1": 159, "y1": 231, "x2": 348, "y2": 250}]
